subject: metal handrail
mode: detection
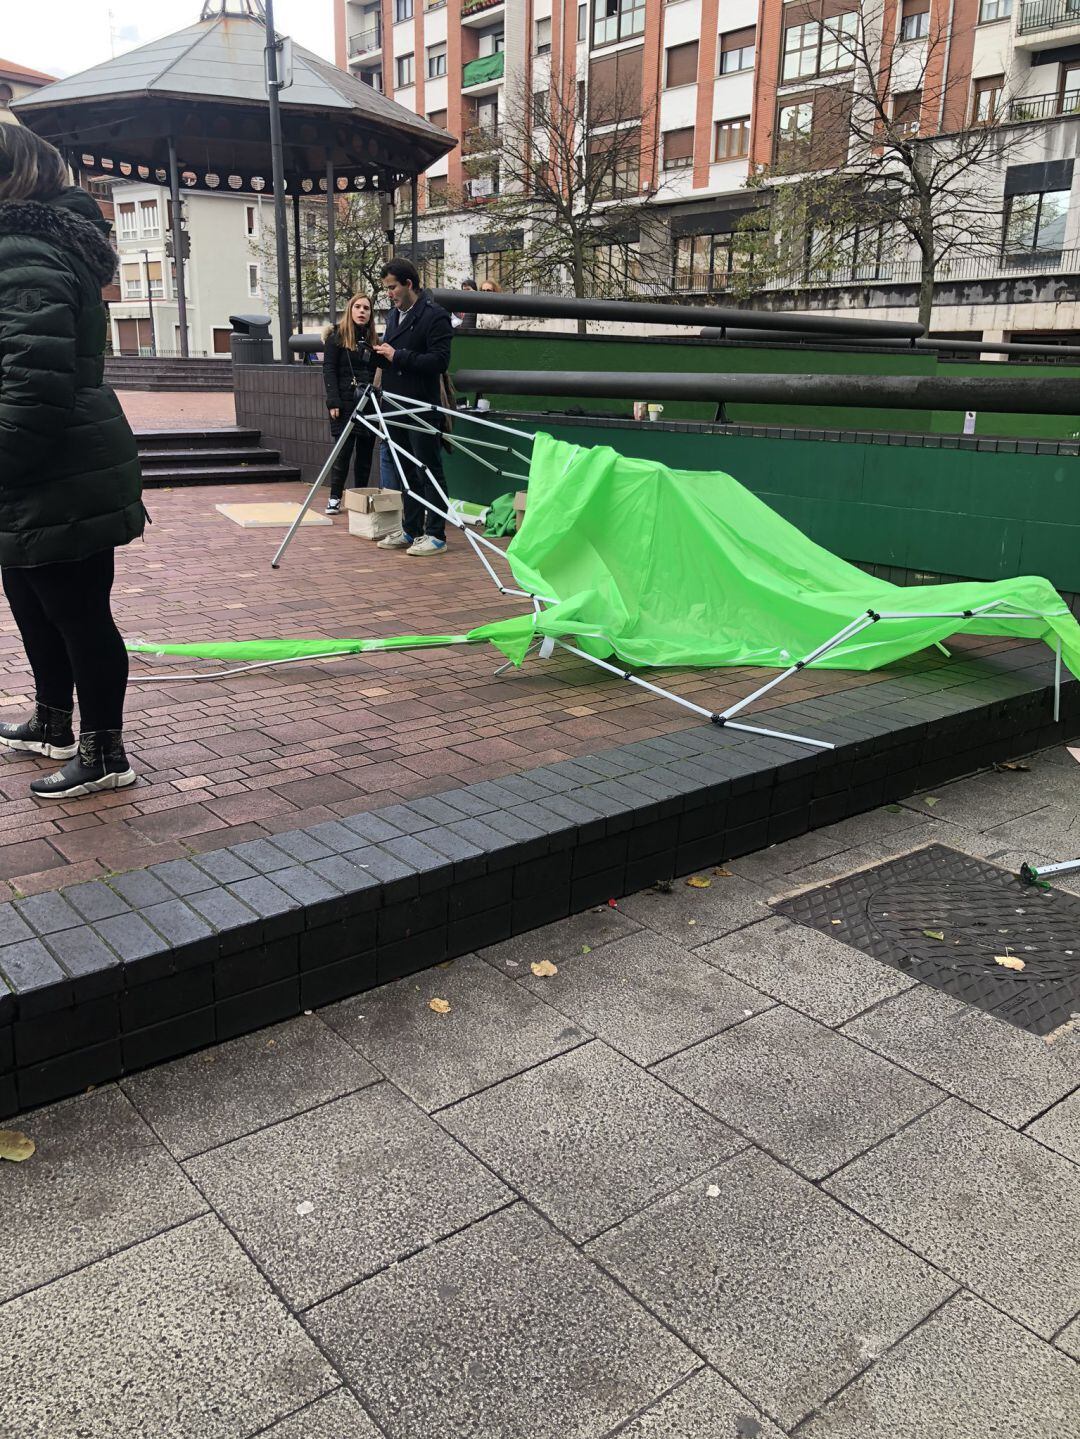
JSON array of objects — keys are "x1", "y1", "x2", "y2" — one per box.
[
  {"x1": 348, "y1": 26, "x2": 381, "y2": 55},
  {"x1": 1005, "y1": 88, "x2": 1080, "y2": 120},
  {"x1": 1018, "y1": 0, "x2": 1080, "y2": 31}
]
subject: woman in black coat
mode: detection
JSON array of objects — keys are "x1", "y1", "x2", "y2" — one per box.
[
  {"x1": 322, "y1": 293, "x2": 378, "y2": 513},
  {"x1": 0, "y1": 126, "x2": 143, "y2": 800}
]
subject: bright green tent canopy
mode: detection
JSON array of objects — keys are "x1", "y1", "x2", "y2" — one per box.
[{"x1": 129, "y1": 431, "x2": 1080, "y2": 684}]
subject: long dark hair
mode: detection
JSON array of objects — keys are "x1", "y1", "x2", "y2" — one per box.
[{"x1": 0, "y1": 126, "x2": 68, "y2": 205}]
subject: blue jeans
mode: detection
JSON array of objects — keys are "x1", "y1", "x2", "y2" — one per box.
[{"x1": 379, "y1": 440, "x2": 402, "y2": 493}]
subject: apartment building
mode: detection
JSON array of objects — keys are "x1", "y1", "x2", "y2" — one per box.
[
  {"x1": 335, "y1": 0, "x2": 1079, "y2": 340},
  {"x1": 0, "y1": 57, "x2": 56, "y2": 124},
  {"x1": 109, "y1": 182, "x2": 276, "y2": 356}
]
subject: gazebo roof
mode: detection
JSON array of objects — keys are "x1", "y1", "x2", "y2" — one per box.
[{"x1": 14, "y1": 5, "x2": 455, "y2": 195}]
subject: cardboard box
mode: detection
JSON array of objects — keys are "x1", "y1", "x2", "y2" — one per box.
[
  {"x1": 345, "y1": 487, "x2": 402, "y2": 540},
  {"x1": 514, "y1": 490, "x2": 528, "y2": 532}
]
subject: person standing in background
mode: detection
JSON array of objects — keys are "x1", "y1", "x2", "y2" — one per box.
[{"x1": 452, "y1": 277, "x2": 478, "y2": 331}]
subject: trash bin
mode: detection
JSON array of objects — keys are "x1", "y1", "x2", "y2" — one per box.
[{"x1": 229, "y1": 313, "x2": 273, "y2": 366}]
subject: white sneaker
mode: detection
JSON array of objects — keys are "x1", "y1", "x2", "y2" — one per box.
[
  {"x1": 406, "y1": 536, "x2": 447, "y2": 557},
  {"x1": 325, "y1": 497, "x2": 342, "y2": 514},
  {"x1": 377, "y1": 529, "x2": 412, "y2": 550}
]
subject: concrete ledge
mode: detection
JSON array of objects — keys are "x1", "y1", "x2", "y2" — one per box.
[{"x1": 1, "y1": 642, "x2": 1076, "y2": 1119}]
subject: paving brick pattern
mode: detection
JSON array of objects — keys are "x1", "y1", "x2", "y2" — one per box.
[
  {"x1": 0, "y1": 476, "x2": 1005, "y2": 900},
  {"x1": 1, "y1": 763, "x2": 1076, "y2": 1437}
]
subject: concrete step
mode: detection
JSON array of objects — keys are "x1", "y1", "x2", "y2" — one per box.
[
  {"x1": 141, "y1": 463, "x2": 302, "y2": 487},
  {"x1": 134, "y1": 428, "x2": 261, "y2": 451},
  {"x1": 138, "y1": 447, "x2": 282, "y2": 468}
]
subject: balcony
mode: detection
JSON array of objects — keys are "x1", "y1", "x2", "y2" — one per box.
[
  {"x1": 1016, "y1": 0, "x2": 1080, "y2": 42},
  {"x1": 464, "y1": 175, "x2": 500, "y2": 204},
  {"x1": 348, "y1": 26, "x2": 382, "y2": 58},
  {"x1": 462, "y1": 50, "x2": 505, "y2": 88},
  {"x1": 463, "y1": 122, "x2": 501, "y2": 153},
  {"x1": 462, "y1": 0, "x2": 505, "y2": 24},
  {"x1": 1005, "y1": 88, "x2": 1080, "y2": 122}
]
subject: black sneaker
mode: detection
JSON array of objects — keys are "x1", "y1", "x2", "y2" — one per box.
[
  {"x1": 326, "y1": 497, "x2": 342, "y2": 514},
  {"x1": 30, "y1": 731, "x2": 136, "y2": 800},
  {"x1": 0, "y1": 702, "x2": 77, "y2": 760}
]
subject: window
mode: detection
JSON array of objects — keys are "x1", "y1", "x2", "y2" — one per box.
[
  {"x1": 394, "y1": 0, "x2": 413, "y2": 21},
  {"x1": 900, "y1": 0, "x2": 930, "y2": 41},
  {"x1": 579, "y1": 3, "x2": 588, "y2": 40},
  {"x1": 533, "y1": 89, "x2": 549, "y2": 125},
  {"x1": 588, "y1": 241, "x2": 641, "y2": 288},
  {"x1": 118, "y1": 202, "x2": 138, "y2": 240},
  {"x1": 535, "y1": 16, "x2": 552, "y2": 52},
  {"x1": 121, "y1": 262, "x2": 142, "y2": 299},
  {"x1": 719, "y1": 26, "x2": 755, "y2": 73},
  {"x1": 146, "y1": 260, "x2": 164, "y2": 300},
  {"x1": 427, "y1": 175, "x2": 448, "y2": 207},
  {"x1": 1004, "y1": 188, "x2": 1070, "y2": 255},
  {"x1": 971, "y1": 73, "x2": 1003, "y2": 122},
  {"x1": 666, "y1": 41, "x2": 698, "y2": 88},
  {"x1": 426, "y1": 42, "x2": 447, "y2": 77},
  {"x1": 588, "y1": 46, "x2": 644, "y2": 119},
  {"x1": 418, "y1": 253, "x2": 445, "y2": 288},
  {"x1": 473, "y1": 248, "x2": 523, "y2": 287},
  {"x1": 362, "y1": 67, "x2": 384, "y2": 91},
  {"x1": 477, "y1": 25, "x2": 504, "y2": 55},
  {"x1": 782, "y1": 13, "x2": 856, "y2": 81},
  {"x1": 714, "y1": 115, "x2": 751, "y2": 159},
  {"x1": 674, "y1": 230, "x2": 753, "y2": 289},
  {"x1": 0, "y1": 83, "x2": 12, "y2": 107},
  {"x1": 587, "y1": 131, "x2": 640, "y2": 197},
  {"x1": 892, "y1": 89, "x2": 921, "y2": 133},
  {"x1": 138, "y1": 199, "x2": 159, "y2": 236},
  {"x1": 777, "y1": 99, "x2": 813, "y2": 147},
  {"x1": 1062, "y1": 60, "x2": 1080, "y2": 112},
  {"x1": 978, "y1": 0, "x2": 1011, "y2": 18},
  {"x1": 593, "y1": 0, "x2": 646, "y2": 48},
  {"x1": 248, "y1": 262, "x2": 261, "y2": 297},
  {"x1": 395, "y1": 52, "x2": 414, "y2": 87},
  {"x1": 662, "y1": 127, "x2": 695, "y2": 169},
  {"x1": 245, "y1": 204, "x2": 257, "y2": 235}
]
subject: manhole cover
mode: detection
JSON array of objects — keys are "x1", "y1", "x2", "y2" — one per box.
[{"x1": 774, "y1": 844, "x2": 1080, "y2": 1037}]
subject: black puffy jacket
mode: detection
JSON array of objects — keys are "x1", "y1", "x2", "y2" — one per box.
[
  {"x1": 0, "y1": 186, "x2": 143, "y2": 568},
  {"x1": 322, "y1": 329, "x2": 377, "y2": 415}
]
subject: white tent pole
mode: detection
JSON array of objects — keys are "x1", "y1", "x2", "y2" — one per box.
[
  {"x1": 1055, "y1": 635, "x2": 1062, "y2": 722},
  {"x1": 718, "y1": 613, "x2": 880, "y2": 723}
]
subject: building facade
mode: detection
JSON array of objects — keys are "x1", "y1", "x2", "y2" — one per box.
[
  {"x1": 0, "y1": 57, "x2": 56, "y2": 125},
  {"x1": 334, "y1": 0, "x2": 1079, "y2": 341}
]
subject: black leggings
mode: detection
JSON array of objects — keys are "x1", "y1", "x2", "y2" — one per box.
[
  {"x1": 1, "y1": 548, "x2": 128, "y2": 732},
  {"x1": 329, "y1": 419, "x2": 377, "y2": 500}
]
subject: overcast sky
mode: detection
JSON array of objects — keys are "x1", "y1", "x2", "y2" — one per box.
[{"x1": 3, "y1": 1, "x2": 336, "y2": 79}]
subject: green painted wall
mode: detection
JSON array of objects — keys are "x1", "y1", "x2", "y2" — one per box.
[
  {"x1": 451, "y1": 331, "x2": 1080, "y2": 439},
  {"x1": 443, "y1": 415, "x2": 1080, "y2": 594}
]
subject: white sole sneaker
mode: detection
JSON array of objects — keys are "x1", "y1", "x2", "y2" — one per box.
[
  {"x1": 32, "y1": 768, "x2": 137, "y2": 801},
  {"x1": 0, "y1": 735, "x2": 79, "y2": 760}
]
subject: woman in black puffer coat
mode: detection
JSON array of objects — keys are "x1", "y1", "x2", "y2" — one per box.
[
  {"x1": 322, "y1": 292, "x2": 378, "y2": 513},
  {"x1": 0, "y1": 125, "x2": 144, "y2": 800}
]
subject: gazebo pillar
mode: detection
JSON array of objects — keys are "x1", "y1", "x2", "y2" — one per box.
[
  {"x1": 326, "y1": 162, "x2": 337, "y2": 326},
  {"x1": 167, "y1": 136, "x2": 190, "y2": 359},
  {"x1": 410, "y1": 172, "x2": 419, "y2": 263}
]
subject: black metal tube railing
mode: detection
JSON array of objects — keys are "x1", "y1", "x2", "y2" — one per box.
[
  {"x1": 1018, "y1": 0, "x2": 1080, "y2": 31},
  {"x1": 1006, "y1": 89, "x2": 1080, "y2": 121}
]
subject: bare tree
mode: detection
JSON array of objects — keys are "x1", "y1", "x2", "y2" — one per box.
[
  {"x1": 734, "y1": 0, "x2": 1015, "y2": 328},
  {"x1": 251, "y1": 194, "x2": 389, "y2": 327},
  {"x1": 469, "y1": 65, "x2": 670, "y2": 330}
]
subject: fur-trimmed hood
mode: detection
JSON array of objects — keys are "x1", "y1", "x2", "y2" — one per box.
[{"x1": 0, "y1": 187, "x2": 117, "y2": 287}]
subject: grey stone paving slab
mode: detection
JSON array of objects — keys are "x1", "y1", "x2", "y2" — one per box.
[
  {"x1": 655, "y1": 1006, "x2": 941, "y2": 1180},
  {"x1": 798, "y1": 1293, "x2": 1079, "y2": 1439},
  {"x1": 121, "y1": 1015, "x2": 380, "y2": 1159},
  {"x1": 900, "y1": 768, "x2": 1070, "y2": 830},
  {"x1": 771, "y1": 825, "x2": 950, "y2": 893},
  {"x1": 1057, "y1": 1314, "x2": 1080, "y2": 1361},
  {"x1": 185, "y1": 1083, "x2": 511, "y2": 1309},
  {"x1": 307, "y1": 1203, "x2": 697, "y2": 1439},
  {"x1": 615, "y1": 1368, "x2": 791, "y2": 1439},
  {"x1": 698, "y1": 917, "x2": 915, "y2": 1027},
  {"x1": 842, "y1": 984, "x2": 1080, "y2": 1127},
  {"x1": 479, "y1": 904, "x2": 641, "y2": 976},
  {"x1": 618, "y1": 873, "x2": 773, "y2": 948},
  {"x1": 440, "y1": 1040, "x2": 745, "y2": 1242},
  {"x1": 588, "y1": 1149, "x2": 954, "y2": 1430},
  {"x1": 518, "y1": 927, "x2": 773, "y2": 1066},
  {"x1": 0, "y1": 1087, "x2": 206, "y2": 1304},
  {"x1": 980, "y1": 808, "x2": 1080, "y2": 863},
  {"x1": 826, "y1": 1099, "x2": 1080, "y2": 1339},
  {"x1": 1026, "y1": 1087, "x2": 1080, "y2": 1164},
  {"x1": 730, "y1": 828, "x2": 867, "y2": 885},
  {"x1": 0, "y1": 1215, "x2": 335, "y2": 1439},
  {"x1": 260, "y1": 1390, "x2": 385, "y2": 1439},
  {"x1": 323, "y1": 953, "x2": 586, "y2": 1112}
]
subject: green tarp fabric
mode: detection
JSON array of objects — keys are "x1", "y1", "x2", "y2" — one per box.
[
  {"x1": 126, "y1": 635, "x2": 476, "y2": 661},
  {"x1": 484, "y1": 492, "x2": 518, "y2": 537},
  {"x1": 471, "y1": 432, "x2": 1080, "y2": 676}
]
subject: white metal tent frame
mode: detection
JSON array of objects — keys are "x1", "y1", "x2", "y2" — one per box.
[{"x1": 133, "y1": 387, "x2": 1068, "y2": 751}]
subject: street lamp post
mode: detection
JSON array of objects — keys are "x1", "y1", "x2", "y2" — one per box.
[
  {"x1": 141, "y1": 248, "x2": 157, "y2": 356},
  {"x1": 264, "y1": 0, "x2": 293, "y2": 361}
]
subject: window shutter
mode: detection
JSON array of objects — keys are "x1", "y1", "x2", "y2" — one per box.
[{"x1": 666, "y1": 41, "x2": 699, "y2": 87}]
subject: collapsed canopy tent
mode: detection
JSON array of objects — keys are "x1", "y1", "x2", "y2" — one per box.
[{"x1": 129, "y1": 420, "x2": 1080, "y2": 749}]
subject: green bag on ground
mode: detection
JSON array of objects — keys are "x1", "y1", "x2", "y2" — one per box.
[{"x1": 484, "y1": 492, "x2": 517, "y2": 537}]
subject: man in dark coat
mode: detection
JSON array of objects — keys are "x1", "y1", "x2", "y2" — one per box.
[
  {"x1": 0, "y1": 124, "x2": 144, "y2": 798},
  {"x1": 373, "y1": 258, "x2": 453, "y2": 557}
]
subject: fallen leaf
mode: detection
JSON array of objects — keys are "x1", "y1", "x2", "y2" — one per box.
[
  {"x1": 686, "y1": 875, "x2": 712, "y2": 889},
  {"x1": 295, "y1": 1200, "x2": 315, "y2": 1217},
  {"x1": 994, "y1": 761, "x2": 1030, "y2": 773},
  {"x1": 885, "y1": 804, "x2": 903, "y2": 813},
  {"x1": 994, "y1": 954, "x2": 1026, "y2": 971},
  {"x1": 705, "y1": 1184, "x2": 721, "y2": 1198},
  {"x1": 428, "y1": 997, "x2": 451, "y2": 1014},
  {"x1": 531, "y1": 959, "x2": 558, "y2": 977},
  {"x1": 581, "y1": 945, "x2": 592, "y2": 955},
  {"x1": 830, "y1": 919, "x2": 842, "y2": 926},
  {"x1": 713, "y1": 867, "x2": 733, "y2": 877},
  {"x1": 0, "y1": 1129, "x2": 35, "y2": 1163},
  {"x1": 924, "y1": 796, "x2": 939, "y2": 807},
  {"x1": 922, "y1": 929, "x2": 945, "y2": 941}
]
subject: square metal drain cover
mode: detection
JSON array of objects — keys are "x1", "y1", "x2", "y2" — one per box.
[{"x1": 774, "y1": 844, "x2": 1080, "y2": 1037}]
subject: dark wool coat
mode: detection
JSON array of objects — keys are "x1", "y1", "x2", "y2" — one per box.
[
  {"x1": 0, "y1": 186, "x2": 144, "y2": 567},
  {"x1": 377, "y1": 293, "x2": 453, "y2": 406}
]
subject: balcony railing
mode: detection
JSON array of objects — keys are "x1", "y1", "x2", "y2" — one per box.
[
  {"x1": 464, "y1": 176, "x2": 500, "y2": 203},
  {"x1": 462, "y1": 50, "x2": 505, "y2": 87},
  {"x1": 463, "y1": 123, "x2": 501, "y2": 153},
  {"x1": 1018, "y1": 0, "x2": 1080, "y2": 31},
  {"x1": 462, "y1": 0, "x2": 504, "y2": 12},
  {"x1": 1005, "y1": 88, "x2": 1080, "y2": 121},
  {"x1": 673, "y1": 247, "x2": 1080, "y2": 294},
  {"x1": 349, "y1": 26, "x2": 382, "y2": 57}
]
